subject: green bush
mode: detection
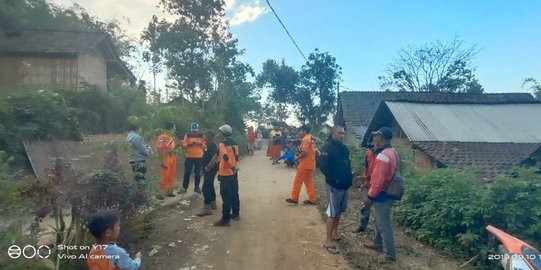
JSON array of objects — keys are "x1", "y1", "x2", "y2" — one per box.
[
  {"x1": 0, "y1": 85, "x2": 150, "y2": 164},
  {"x1": 392, "y1": 162, "x2": 541, "y2": 268}
]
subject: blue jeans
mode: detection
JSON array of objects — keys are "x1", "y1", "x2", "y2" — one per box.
[
  {"x1": 359, "y1": 203, "x2": 371, "y2": 229},
  {"x1": 373, "y1": 199, "x2": 396, "y2": 259}
]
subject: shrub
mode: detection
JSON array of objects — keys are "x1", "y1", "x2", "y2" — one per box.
[{"x1": 393, "y1": 163, "x2": 541, "y2": 268}]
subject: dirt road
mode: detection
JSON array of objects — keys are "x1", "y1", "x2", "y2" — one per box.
[
  {"x1": 136, "y1": 144, "x2": 461, "y2": 270},
  {"x1": 138, "y1": 146, "x2": 350, "y2": 270}
]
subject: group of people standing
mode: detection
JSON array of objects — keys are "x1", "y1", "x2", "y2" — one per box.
[
  {"x1": 124, "y1": 120, "x2": 401, "y2": 265},
  {"x1": 277, "y1": 124, "x2": 400, "y2": 264},
  {"x1": 319, "y1": 126, "x2": 399, "y2": 263},
  {"x1": 125, "y1": 122, "x2": 241, "y2": 227}
]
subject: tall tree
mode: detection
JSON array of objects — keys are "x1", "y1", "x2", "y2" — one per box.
[
  {"x1": 141, "y1": 15, "x2": 165, "y2": 94},
  {"x1": 0, "y1": 0, "x2": 134, "y2": 60},
  {"x1": 256, "y1": 59, "x2": 299, "y2": 104},
  {"x1": 295, "y1": 49, "x2": 341, "y2": 127},
  {"x1": 143, "y1": 0, "x2": 238, "y2": 104},
  {"x1": 523, "y1": 78, "x2": 541, "y2": 100},
  {"x1": 379, "y1": 37, "x2": 484, "y2": 93}
]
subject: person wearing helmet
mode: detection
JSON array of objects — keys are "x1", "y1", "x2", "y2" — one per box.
[
  {"x1": 214, "y1": 124, "x2": 240, "y2": 226},
  {"x1": 180, "y1": 122, "x2": 206, "y2": 194}
]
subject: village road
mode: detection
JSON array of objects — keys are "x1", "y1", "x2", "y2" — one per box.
[{"x1": 198, "y1": 147, "x2": 350, "y2": 270}]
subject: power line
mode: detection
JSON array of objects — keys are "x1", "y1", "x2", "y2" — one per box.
[
  {"x1": 264, "y1": 0, "x2": 307, "y2": 61},
  {"x1": 264, "y1": 0, "x2": 361, "y2": 93}
]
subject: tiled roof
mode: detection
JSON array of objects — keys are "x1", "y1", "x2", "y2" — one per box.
[
  {"x1": 413, "y1": 141, "x2": 541, "y2": 181},
  {"x1": 337, "y1": 91, "x2": 535, "y2": 128},
  {"x1": 0, "y1": 30, "x2": 108, "y2": 55}
]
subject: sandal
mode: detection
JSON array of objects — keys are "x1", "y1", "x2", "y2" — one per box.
[
  {"x1": 302, "y1": 200, "x2": 316, "y2": 205},
  {"x1": 323, "y1": 244, "x2": 340, "y2": 255},
  {"x1": 285, "y1": 198, "x2": 298, "y2": 204}
]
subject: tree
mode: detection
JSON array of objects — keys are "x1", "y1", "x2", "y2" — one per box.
[
  {"x1": 143, "y1": 0, "x2": 237, "y2": 104},
  {"x1": 295, "y1": 49, "x2": 341, "y2": 127},
  {"x1": 523, "y1": 78, "x2": 541, "y2": 100},
  {"x1": 379, "y1": 37, "x2": 484, "y2": 93},
  {"x1": 256, "y1": 59, "x2": 299, "y2": 104},
  {"x1": 141, "y1": 15, "x2": 165, "y2": 94},
  {"x1": 0, "y1": 1, "x2": 133, "y2": 58}
]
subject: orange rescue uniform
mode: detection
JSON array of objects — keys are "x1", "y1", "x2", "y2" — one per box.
[
  {"x1": 182, "y1": 133, "x2": 206, "y2": 158},
  {"x1": 156, "y1": 132, "x2": 176, "y2": 191},
  {"x1": 88, "y1": 247, "x2": 119, "y2": 270},
  {"x1": 219, "y1": 140, "x2": 239, "y2": 176},
  {"x1": 290, "y1": 134, "x2": 317, "y2": 203}
]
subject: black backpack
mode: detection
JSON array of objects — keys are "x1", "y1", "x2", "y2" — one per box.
[{"x1": 385, "y1": 149, "x2": 404, "y2": 200}]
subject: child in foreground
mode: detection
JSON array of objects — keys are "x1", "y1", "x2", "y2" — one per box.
[{"x1": 87, "y1": 211, "x2": 142, "y2": 270}]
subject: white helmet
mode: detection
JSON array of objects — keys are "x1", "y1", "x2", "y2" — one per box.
[{"x1": 219, "y1": 124, "x2": 232, "y2": 134}]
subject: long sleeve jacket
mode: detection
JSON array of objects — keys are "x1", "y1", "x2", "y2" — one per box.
[
  {"x1": 318, "y1": 139, "x2": 353, "y2": 190},
  {"x1": 367, "y1": 147, "x2": 398, "y2": 201}
]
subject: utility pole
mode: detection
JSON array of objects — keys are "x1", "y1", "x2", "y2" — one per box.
[{"x1": 334, "y1": 82, "x2": 340, "y2": 125}]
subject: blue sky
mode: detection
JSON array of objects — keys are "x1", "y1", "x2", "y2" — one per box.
[
  {"x1": 51, "y1": 0, "x2": 541, "y2": 94},
  {"x1": 230, "y1": 0, "x2": 541, "y2": 93}
]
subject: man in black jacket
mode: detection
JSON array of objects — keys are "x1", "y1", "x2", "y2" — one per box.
[{"x1": 318, "y1": 125, "x2": 353, "y2": 255}]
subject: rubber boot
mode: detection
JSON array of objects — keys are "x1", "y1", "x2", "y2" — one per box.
[
  {"x1": 210, "y1": 201, "x2": 217, "y2": 210},
  {"x1": 196, "y1": 204, "x2": 212, "y2": 217}
]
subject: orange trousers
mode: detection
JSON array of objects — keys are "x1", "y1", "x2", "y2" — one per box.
[
  {"x1": 290, "y1": 169, "x2": 316, "y2": 203},
  {"x1": 159, "y1": 155, "x2": 176, "y2": 191}
]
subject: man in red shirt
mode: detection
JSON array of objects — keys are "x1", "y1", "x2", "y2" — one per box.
[
  {"x1": 362, "y1": 127, "x2": 398, "y2": 263},
  {"x1": 246, "y1": 126, "x2": 256, "y2": 156},
  {"x1": 353, "y1": 141, "x2": 377, "y2": 233}
]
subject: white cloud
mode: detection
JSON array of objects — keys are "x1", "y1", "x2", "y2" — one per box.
[
  {"x1": 50, "y1": 0, "x2": 170, "y2": 36},
  {"x1": 230, "y1": 4, "x2": 269, "y2": 25},
  {"x1": 224, "y1": 0, "x2": 237, "y2": 10}
]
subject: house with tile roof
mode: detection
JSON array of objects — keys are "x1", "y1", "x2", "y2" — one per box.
[
  {"x1": 0, "y1": 30, "x2": 135, "y2": 90},
  {"x1": 335, "y1": 91, "x2": 536, "y2": 146},
  {"x1": 362, "y1": 101, "x2": 541, "y2": 181}
]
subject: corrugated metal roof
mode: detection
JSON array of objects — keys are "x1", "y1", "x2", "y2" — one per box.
[
  {"x1": 337, "y1": 91, "x2": 536, "y2": 128},
  {"x1": 386, "y1": 102, "x2": 541, "y2": 143}
]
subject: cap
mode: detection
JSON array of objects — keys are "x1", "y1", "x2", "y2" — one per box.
[
  {"x1": 218, "y1": 124, "x2": 232, "y2": 134},
  {"x1": 371, "y1": 127, "x2": 393, "y2": 140},
  {"x1": 191, "y1": 122, "x2": 199, "y2": 131}
]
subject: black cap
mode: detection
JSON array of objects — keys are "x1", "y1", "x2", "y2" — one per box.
[{"x1": 371, "y1": 127, "x2": 393, "y2": 140}]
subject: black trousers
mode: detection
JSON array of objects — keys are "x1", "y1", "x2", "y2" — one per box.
[
  {"x1": 219, "y1": 173, "x2": 240, "y2": 221},
  {"x1": 129, "y1": 161, "x2": 147, "y2": 189},
  {"x1": 202, "y1": 168, "x2": 218, "y2": 204},
  {"x1": 183, "y1": 158, "x2": 202, "y2": 190}
]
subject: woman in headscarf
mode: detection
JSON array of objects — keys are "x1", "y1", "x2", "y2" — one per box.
[{"x1": 268, "y1": 126, "x2": 283, "y2": 165}]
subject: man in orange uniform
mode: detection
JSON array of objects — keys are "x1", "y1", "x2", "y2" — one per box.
[
  {"x1": 180, "y1": 122, "x2": 206, "y2": 193},
  {"x1": 214, "y1": 124, "x2": 240, "y2": 227},
  {"x1": 155, "y1": 122, "x2": 177, "y2": 200},
  {"x1": 286, "y1": 125, "x2": 317, "y2": 205}
]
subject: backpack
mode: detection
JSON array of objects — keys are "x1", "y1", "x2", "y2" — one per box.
[{"x1": 385, "y1": 149, "x2": 404, "y2": 200}]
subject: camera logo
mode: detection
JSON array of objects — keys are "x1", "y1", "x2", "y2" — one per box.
[
  {"x1": 8, "y1": 245, "x2": 51, "y2": 259},
  {"x1": 8, "y1": 245, "x2": 21, "y2": 259}
]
